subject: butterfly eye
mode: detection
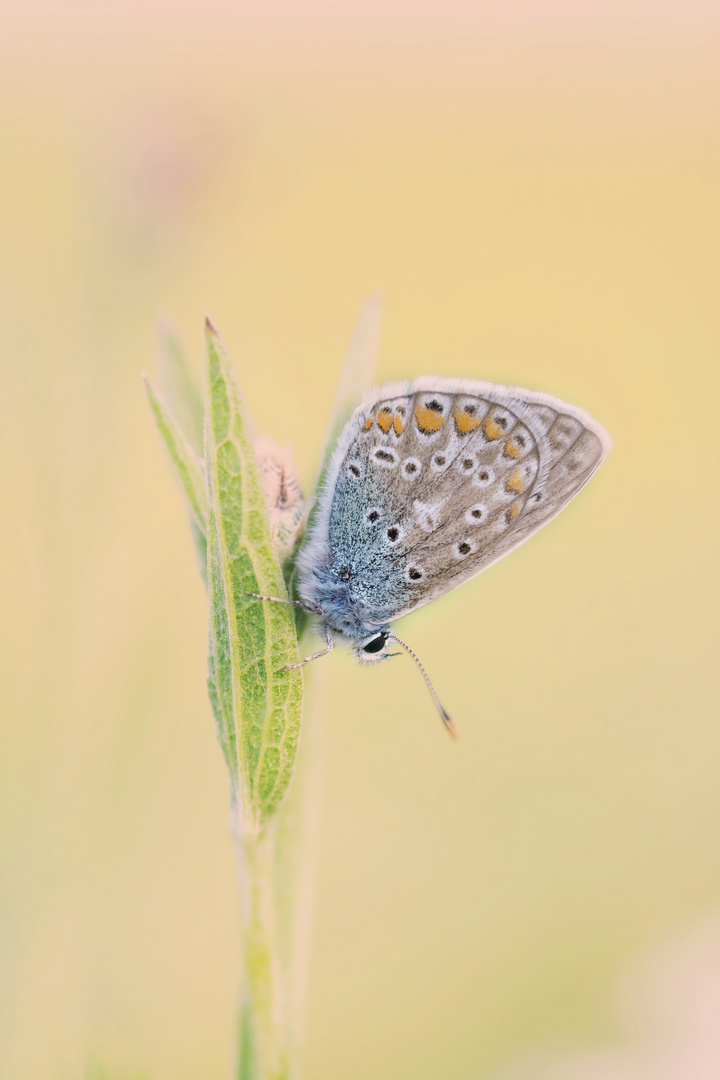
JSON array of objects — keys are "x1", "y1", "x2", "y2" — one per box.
[{"x1": 362, "y1": 631, "x2": 389, "y2": 654}]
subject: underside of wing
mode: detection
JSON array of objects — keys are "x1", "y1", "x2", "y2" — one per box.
[{"x1": 301, "y1": 376, "x2": 611, "y2": 628}]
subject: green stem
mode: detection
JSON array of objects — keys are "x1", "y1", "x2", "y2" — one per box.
[
  {"x1": 234, "y1": 660, "x2": 324, "y2": 1080},
  {"x1": 241, "y1": 826, "x2": 288, "y2": 1080}
]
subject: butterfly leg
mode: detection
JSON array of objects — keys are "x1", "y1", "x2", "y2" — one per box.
[
  {"x1": 246, "y1": 592, "x2": 322, "y2": 614},
  {"x1": 281, "y1": 625, "x2": 334, "y2": 672}
]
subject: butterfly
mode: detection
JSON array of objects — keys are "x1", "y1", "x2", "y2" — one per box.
[{"x1": 254, "y1": 376, "x2": 610, "y2": 733}]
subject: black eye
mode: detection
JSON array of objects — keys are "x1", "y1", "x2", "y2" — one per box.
[
  {"x1": 387, "y1": 526, "x2": 399, "y2": 542},
  {"x1": 363, "y1": 632, "x2": 388, "y2": 654},
  {"x1": 367, "y1": 510, "x2": 380, "y2": 523}
]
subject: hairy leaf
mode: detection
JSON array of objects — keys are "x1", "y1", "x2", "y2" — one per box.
[{"x1": 204, "y1": 319, "x2": 303, "y2": 832}]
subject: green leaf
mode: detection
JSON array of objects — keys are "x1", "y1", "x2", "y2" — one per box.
[
  {"x1": 157, "y1": 319, "x2": 205, "y2": 458},
  {"x1": 204, "y1": 318, "x2": 303, "y2": 833},
  {"x1": 143, "y1": 374, "x2": 208, "y2": 578}
]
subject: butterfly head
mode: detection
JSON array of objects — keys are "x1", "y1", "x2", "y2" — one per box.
[{"x1": 354, "y1": 628, "x2": 393, "y2": 663}]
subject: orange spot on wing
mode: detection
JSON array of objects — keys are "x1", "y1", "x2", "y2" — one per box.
[
  {"x1": 484, "y1": 415, "x2": 503, "y2": 440},
  {"x1": 454, "y1": 408, "x2": 482, "y2": 434},
  {"x1": 363, "y1": 417, "x2": 373, "y2": 431},
  {"x1": 504, "y1": 440, "x2": 522, "y2": 459},
  {"x1": 393, "y1": 414, "x2": 405, "y2": 435},
  {"x1": 508, "y1": 502, "x2": 520, "y2": 519},
  {"x1": 377, "y1": 409, "x2": 393, "y2": 433},
  {"x1": 506, "y1": 468, "x2": 525, "y2": 494},
  {"x1": 415, "y1": 404, "x2": 445, "y2": 432}
]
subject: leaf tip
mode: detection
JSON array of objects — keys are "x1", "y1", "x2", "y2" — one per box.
[
  {"x1": 204, "y1": 313, "x2": 219, "y2": 337},
  {"x1": 141, "y1": 371, "x2": 156, "y2": 400}
]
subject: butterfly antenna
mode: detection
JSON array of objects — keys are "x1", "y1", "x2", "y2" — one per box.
[{"x1": 387, "y1": 634, "x2": 456, "y2": 738}]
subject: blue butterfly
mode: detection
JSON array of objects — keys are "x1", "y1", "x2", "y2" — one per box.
[{"x1": 255, "y1": 376, "x2": 610, "y2": 732}]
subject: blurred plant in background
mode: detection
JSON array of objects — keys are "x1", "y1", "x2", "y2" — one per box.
[{"x1": 492, "y1": 916, "x2": 720, "y2": 1080}]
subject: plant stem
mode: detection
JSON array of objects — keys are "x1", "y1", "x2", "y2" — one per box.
[
  {"x1": 234, "y1": 661, "x2": 324, "y2": 1080},
  {"x1": 239, "y1": 826, "x2": 288, "y2": 1080}
]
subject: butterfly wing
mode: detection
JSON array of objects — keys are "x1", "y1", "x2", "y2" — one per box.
[{"x1": 299, "y1": 376, "x2": 610, "y2": 629}]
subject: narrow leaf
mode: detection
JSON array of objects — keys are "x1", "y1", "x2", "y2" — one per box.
[
  {"x1": 204, "y1": 319, "x2": 303, "y2": 833},
  {"x1": 143, "y1": 374, "x2": 208, "y2": 577},
  {"x1": 157, "y1": 319, "x2": 205, "y2": 458}
]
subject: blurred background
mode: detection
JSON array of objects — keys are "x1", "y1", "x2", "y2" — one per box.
[{"x1": 1, "y1": 2, "x2": 719, "y2": 1078}]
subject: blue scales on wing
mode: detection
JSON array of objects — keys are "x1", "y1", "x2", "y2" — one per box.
[{"x1": 316, "y1": 378, "x2": 609, "y2": 630}]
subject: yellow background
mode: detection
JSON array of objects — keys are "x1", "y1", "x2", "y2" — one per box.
[{"x1": 1, "y1": 3, "x2": 719, "y2": 1078}]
